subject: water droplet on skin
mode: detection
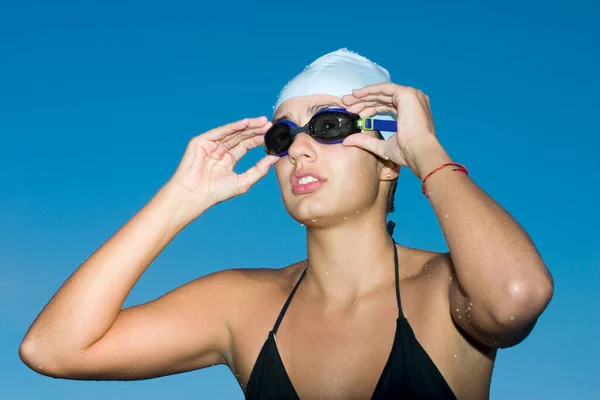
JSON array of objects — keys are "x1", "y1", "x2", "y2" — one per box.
[
  {"x1": 67, "y1": 310, "x2": 72, "y2": 315},
  {"x1": 300, "y1": 223, "x2": 305, "y2": 227},
  {"x1": 513, "y1": 284, "x2": 520, "y2": 292},
  {"x1": 325, "y1": 271, "x2": 329, "y2": 275},
  {"x1": 510, "y1": 316, "x2": 515, "y2": 321},
  {"x1": 445, "y1": 214, "x2": 450, "y2": 218},
  {"x1": 456, "y1": 308, "x2": 460, "y2": 312},
  {"x1": 38, "y1": 365, "x2": 44, "y2": 370},
  {"x1": 454, "y1": 354, "x2": 457, "y2": 358},
  {"x1": 36, "y1": 339, "x2": 40, "y2": 343},
  {"x1": 311, "y1": 219, "x2": 317, "y2": 223}
]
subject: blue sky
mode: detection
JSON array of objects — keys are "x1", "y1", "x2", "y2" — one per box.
[{"x1": 1, "y1": 0, "x2": 598, "y2": 398}]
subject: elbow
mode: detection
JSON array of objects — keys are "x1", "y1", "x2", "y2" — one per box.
[
  {"x1": 490, "y1": 272, "x2": 554, "y2": 327},
  {"x1": 19, "y1": 337, "x2": 69, "y2": 378}
]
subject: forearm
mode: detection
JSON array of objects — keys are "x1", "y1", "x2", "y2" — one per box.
[
  {"x1": 410, "y1": 137, "x2": 553, "y2": 322},
  {"x1": 21, "y1": 184, "x2": 198, "y2": 356}
]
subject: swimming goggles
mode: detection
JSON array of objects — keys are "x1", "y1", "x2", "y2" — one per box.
[{"x1": 264, "y1": 108, "x2": 397, "y2": 156}]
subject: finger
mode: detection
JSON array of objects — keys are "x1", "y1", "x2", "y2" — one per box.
[
  {"x1": 218, "y1": 117, "x2": 270, "y2": 144},
  {"x1": 352, "y1": 83, "x2": 405, "y2": 98},
  {"x1": 202, "y1": 116, "x2": 268, "y2": 141},
  {"x1": 222, "y1": 123, "x2": 270, "y2": 150},
  {"x1": 201, "y1": 139, "x2": 228, "y2": 161},
  {"x1": 341, "y1": 94, "x2": 362, "y2": 106},
  {"x1": 346, "y1": 101, "x2": 395, "y2": 115},
  {"x1": 342, "y1": 133, "x2": 387, "y2": 158},
  {"x1": 356, "y1": 105, "x2": 397, "y2": 118},
  {"x1": 349, "y1": 93, "x2": 394, "y2": 105},
  {"x1": 228, "y1": 135, "x2": 265, "y2": 162},
  {"x1": 201, "y1": 118, "x2": 249, "y2": 141},
  {"x1": 236, "y1": 155, "x2": 280, "y2": 194},
  {"x1": 218, "y1": 120, "x2": 271, "y2": 149}
]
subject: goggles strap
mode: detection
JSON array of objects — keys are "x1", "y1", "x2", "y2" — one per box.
[{"x1": 358, "y1": 118, "x2": 397, "y2": 133}]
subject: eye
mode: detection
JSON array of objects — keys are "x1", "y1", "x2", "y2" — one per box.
[{"x1": 313, "y1": 115, "x2": 341, "y2": 138}]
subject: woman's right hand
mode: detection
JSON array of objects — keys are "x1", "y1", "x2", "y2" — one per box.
[{"x1": 164, "y1": 116, "x2": 279, "y2": 221}]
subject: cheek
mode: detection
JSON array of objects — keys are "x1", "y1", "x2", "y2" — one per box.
[
  {"x1": 331, "y1": 150, "x2": 379, "y2": 195},
  {"x1": 274, "y1": 160, "x2": 291, "y2": 187}
]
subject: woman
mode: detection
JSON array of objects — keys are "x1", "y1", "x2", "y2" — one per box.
[{"x1": 20, "y1": 49, "x2": 554, "y2": 399}]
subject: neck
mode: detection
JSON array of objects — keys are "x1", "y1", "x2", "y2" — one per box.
[{"x1": 304, "y1": 212, "x2": 396, "y2": 304}]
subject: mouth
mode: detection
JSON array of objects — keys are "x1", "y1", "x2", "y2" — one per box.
[{"x1": 292, "y1": 170, "x2": 326, "y2": 195}]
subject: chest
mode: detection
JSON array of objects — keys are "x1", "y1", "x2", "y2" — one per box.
[
  {"x1": 234, "y1": 277, "x2": 460, "y2": 399},
  {"x1": 276, "y1": 307, "x2": 399, "y2": 399}
]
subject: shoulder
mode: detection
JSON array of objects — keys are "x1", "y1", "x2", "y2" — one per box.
[
  {"x1": 395, "y1": 244, "x2": 450, "y2": 280},
  {"x1": 209, "y1": 262, "x2": 306, "y2": 295},
  {"x1": 395, "y1": 245, "x2": 455, "y2": 319},
  {"x1": 185, "y1": 262, "x2": 305, "y2": 294},
  {"x1": 186, "y1": 262, "x2": 306, "y2": 324}
]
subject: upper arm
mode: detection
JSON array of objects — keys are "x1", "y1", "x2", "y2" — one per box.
[
  {"x1": 443, "y1": 253, "x2": 538, "y2": 349},
  {"x1": 58, "y1": 270, "x2": 242, "y2": 380}
]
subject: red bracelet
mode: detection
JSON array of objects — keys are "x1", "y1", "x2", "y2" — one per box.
[{"x1": 421, "y1": 162, "x2": 468, "y2": 199}]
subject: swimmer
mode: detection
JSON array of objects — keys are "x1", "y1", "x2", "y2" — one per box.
[{"x1": 20, "y1": 49, "x2": 554, "y2": 399}]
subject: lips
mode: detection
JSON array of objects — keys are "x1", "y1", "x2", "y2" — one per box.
[{"x1": 292, "y1": 169, "x2": 326, "y2": 195}]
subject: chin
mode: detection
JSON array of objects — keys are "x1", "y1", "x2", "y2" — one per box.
[
  {"x1": 285, "y1": 199, "x2": 331, "y2": 226},
  {"x1": 284, "y1": 196, "x2": 365, "y2": 228}
]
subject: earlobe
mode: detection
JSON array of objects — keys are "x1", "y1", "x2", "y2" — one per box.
[{"x1": 380, "y1": 162, "x2": 400, "y2": 181}]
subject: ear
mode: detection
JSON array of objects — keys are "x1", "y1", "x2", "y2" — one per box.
[{"x1": 380, "y1": 159, "x2": 400, "y2": 181}]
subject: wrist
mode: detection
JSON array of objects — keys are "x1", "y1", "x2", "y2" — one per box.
[
  {"x1": 154, "y1": 182, "x2": 211, "y2": 229},
  {"x1": 404, "y1": 135, "x2": 452, "y2": 180}
]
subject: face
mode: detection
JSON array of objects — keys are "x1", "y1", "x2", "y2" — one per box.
[{"x1": 273, "y1": 94, "x2": 390, "y2": 226}]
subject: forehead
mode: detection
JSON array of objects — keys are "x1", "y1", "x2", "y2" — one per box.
[{"x1": 273, "y1": 94, "x2": 344, "y2": 123}]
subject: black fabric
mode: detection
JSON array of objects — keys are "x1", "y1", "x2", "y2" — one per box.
[{"x1": 245, "y1": 245, "x2": 458, "y2": 399}]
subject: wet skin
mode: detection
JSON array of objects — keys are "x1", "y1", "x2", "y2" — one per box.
[{"x1": 20, "y1": 92, "x2": 551, "y2": 400}]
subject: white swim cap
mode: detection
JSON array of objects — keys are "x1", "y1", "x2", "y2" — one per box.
[{"x1": 274, "y1": 48, "x2": 397, "y2": 139}]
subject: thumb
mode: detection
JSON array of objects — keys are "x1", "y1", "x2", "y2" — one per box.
[
  {"x1": 236, "y1": 155, "x2": 279, "y2": 194},
  {"x1": 342, "y1": 133, "x2": 386, "y2": 158}
]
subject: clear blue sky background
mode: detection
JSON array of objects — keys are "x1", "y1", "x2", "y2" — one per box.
[{"x1": 1, "y1": 0, "x2": 598, "y2": 399}]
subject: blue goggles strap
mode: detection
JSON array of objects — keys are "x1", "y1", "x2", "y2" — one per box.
[{"x1": 357, "y1": 117, "x2": 397, "y2": 132}]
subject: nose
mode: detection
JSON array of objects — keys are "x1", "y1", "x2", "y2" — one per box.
[{"x1": 287, "y1": 133, "x2": 317, "y2": 164}]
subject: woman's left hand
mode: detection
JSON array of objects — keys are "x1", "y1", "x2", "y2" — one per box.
[{"x1": 341, "y1": 83, "x2": 443, "y2": 178}]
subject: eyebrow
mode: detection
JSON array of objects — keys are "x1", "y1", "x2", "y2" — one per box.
[{"x1": 273, "y1": 103, "x2": 342, "y2": 124}]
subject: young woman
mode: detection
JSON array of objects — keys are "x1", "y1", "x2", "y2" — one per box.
[{"x1": 20, "y1": 49, "x2": 554, "y2": 399}]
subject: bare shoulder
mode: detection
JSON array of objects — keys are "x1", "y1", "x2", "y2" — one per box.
[
  {"x1": 395, "y1": 243, "x2": 448, "y2": 280},
  {"x1": 212, "y1": 261, "x2": 306, "y2": 379},
  {"x1": 222, "y1": 261, "x2": 307, "y2": 318},
  {"x1": 185, "y1": 262, "x2": 305, "y2": 299},
  {"x1": 187, "y1": 261, "x2": 306, "y2": 324},
  {"x1": 200, "y1": 261, "x2": 306, "y2": 300}
]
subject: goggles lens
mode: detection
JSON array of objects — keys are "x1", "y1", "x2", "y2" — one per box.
[
  {"x1": 264, "y1": 122, "x2": 294, "y2": 156},
  {"x1": 265, "y1": 109, "x2": 360, "y2": 156}
]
